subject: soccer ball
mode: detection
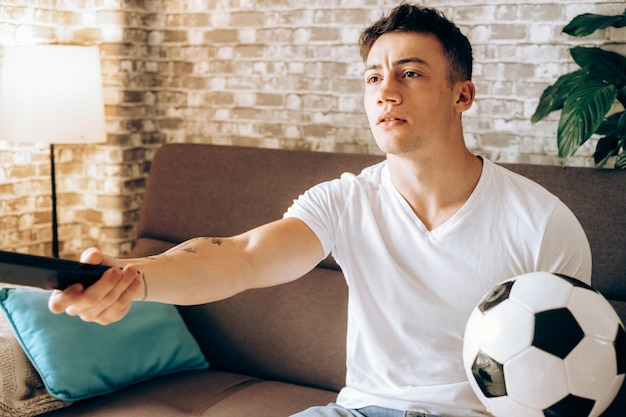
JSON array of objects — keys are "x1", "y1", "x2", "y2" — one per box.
[{"x1": 463, "y1": 272, "x2": 626, "y2": 417}]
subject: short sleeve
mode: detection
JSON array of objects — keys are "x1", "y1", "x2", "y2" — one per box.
[
  {"x1": 283, "y1": 177, "x2": 351, "y2": 258},
  {"x1": 536, "y1": 201, "x2": 592, "y2": 284}
]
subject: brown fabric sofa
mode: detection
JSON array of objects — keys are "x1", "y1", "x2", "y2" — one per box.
[{"x1": 44, "y1": 143, "x2": 626, "y2": 416}]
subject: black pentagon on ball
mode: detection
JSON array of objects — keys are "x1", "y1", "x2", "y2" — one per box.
[
  {"x1": 533, "y1": 308, "x2": 584, "y2": 359},
  {"x1": 471, "y1": 350, "x2": 507, "y2": 398},
  {"x1": 478, "y1": 280, "x2": 514, "y2": 313},
  {"x1": 543, "y1": 394, "x2": 595, "y2": 417},
  {"x1": 615, "y1": 324, "x2": 626, "y2": 375},
  {"x1": 553, "y1": 273, "x2": 597, "y2": 292}
]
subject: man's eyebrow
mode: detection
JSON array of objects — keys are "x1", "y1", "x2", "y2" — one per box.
[{"x1": 364, "y1": 57, "x2": 430, "y2": 72}]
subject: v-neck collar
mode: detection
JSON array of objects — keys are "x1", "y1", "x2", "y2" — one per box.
[{"x1": 380, "y1": 158, "x2": 488, "y2": 236}]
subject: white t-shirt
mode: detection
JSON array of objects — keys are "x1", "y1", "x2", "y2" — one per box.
[{"x1": 284, "y1": 158, "x2": 592, "y2": 414}]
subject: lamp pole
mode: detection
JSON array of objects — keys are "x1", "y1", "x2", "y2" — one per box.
[{"x1": 49, "y1": 143, "x2": 59, "y2": 258}]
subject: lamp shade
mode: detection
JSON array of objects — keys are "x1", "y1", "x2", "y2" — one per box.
[{"x1": 0, "y1": 45, "x2": 106, "y2": 144}]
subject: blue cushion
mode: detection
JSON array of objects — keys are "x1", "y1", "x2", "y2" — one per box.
[{"x1": 0, "y1": 287, "x2": 208, "y2": 402}]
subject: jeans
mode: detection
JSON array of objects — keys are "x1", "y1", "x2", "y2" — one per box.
[
  {"x1": 359, "y1": 406, "x2": 435, "y2": 417},
  {"x1": 290, "y1": 403, "x2": 439, "y2": 417}
]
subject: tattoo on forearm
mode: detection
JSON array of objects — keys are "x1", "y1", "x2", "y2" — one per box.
[
  {"x1": 147, "y1": 237, "x2": 222, "y2": 260},
  {"x1": 181, "y1": 237, "x2": 222, "y2": 248},
  {"x1": 140, "y1": 271, "x2": 148, "y2": 301}
]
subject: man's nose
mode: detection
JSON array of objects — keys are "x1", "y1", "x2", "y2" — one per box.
[{"x1": 377, "y1": 77, "x2": 401, "y2": 104}]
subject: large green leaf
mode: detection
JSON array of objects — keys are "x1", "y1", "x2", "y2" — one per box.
[
  {"x1": 594, "y1": 112, "x2": 626, "y2": 166},
  {"x1": 531, "y1": 70, "x2": 587, "y2": 123},
  {"x1": 595, "y1": 111, "x2": 624, "y2": 136},
  {"x1": 570, "y1": 47, "x2": 626, "y2": 86},
  {"x1": 563, "y1": 10, "x2": 626, "y2": 37},
  {"x1": 557, "y1": 76, "x2": 617, "y2": 164},
  {"x1": 594, "y1": 133, "x2": 620, "y2": 165}
]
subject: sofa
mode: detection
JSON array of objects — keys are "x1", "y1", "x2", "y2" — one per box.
[{"x1": 30, "y1": 143, "x2": 626, "y2": 416}]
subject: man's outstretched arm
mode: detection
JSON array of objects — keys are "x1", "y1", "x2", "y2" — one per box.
[{"x1": 49, "y1": 218, "x2": 325, "y2": 325}]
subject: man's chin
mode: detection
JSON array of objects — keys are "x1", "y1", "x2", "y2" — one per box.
[{"x1": 374, "y1": 139, "x2": 421, "y2": 156}]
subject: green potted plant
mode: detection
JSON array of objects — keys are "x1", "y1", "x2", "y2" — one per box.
[{"x1": 531, "y1": 9, "x2": 626, "y2": 168}]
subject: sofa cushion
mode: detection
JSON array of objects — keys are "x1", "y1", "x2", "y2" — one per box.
[
  {"x1": 0, "y1": 287, "x2": 208, "y2": 402},
  {"x1": 40, "y1": 370, "x2": 337, "y2": 417},
  {"x1": 198, "y1": 379, "x2": 337, "y2": 417}
]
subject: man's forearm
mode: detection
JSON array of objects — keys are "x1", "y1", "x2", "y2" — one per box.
[
  {"x1": 116, "y1": 218, "x2": 324, "y2": 306},
  {"x1": 121, "y1": 236, "x2": 254, "y2": 306}
]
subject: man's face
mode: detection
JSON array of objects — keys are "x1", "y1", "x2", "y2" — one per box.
[{"x1": 363, "y1": 31, "x2": 464, "y2": 156}]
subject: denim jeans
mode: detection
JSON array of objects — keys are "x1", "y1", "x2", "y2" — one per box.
[
  {"x1": 290, "y1": 403, "x2": 439, "y2": 417},
  {"x1": 359, "y1": 406, "x2": 434, "y2": 417}
]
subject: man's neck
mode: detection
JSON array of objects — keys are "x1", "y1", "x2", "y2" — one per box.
[{"x1": 386, "y1": 149, "x2": 483, "y2": 231}]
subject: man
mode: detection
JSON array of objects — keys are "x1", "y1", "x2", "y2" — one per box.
[{"x1": 49, "y1": 4, "x2": 592, "y2": 417}]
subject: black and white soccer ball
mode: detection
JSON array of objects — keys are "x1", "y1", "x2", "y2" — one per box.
[{"x1": 463, "y1": 272, "x2": 626, "y2": 417}]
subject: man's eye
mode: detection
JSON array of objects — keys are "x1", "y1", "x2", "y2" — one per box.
[
  {"x1": 405, "y1": 71, "x2": 419, "y2": 78},
  {"x1": 366, "y1": 75, "x2": 381, "y2": 84}
]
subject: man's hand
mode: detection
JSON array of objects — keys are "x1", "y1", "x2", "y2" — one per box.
[
  {"x1": 47, "y1": 219, "x2": 324, "y2": 320},
  {"x1": 48, "y1": 248, "x2": 143, "y2": 325}
]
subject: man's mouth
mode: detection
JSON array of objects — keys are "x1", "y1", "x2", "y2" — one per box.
[{"x1": 378, "y1": 116, "x2": 406, "y2": 125}]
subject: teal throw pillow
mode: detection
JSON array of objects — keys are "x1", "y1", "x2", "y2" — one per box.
[{"x1": 0, "y1": 287, "x2": 208, "y2": 402}]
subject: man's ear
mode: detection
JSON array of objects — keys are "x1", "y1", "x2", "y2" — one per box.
[{"x1": 454, "y1": 80, "x2": 475, "y2": 112}]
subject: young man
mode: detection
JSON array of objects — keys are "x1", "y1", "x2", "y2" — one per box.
[{"x1": 49, "y1": 4, "x2": 591, "y2": 417}]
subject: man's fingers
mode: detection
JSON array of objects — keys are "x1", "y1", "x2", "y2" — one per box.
[
  {"x1": 80, "y1": 247, "x2": 118, "y2": 267},
  {"x1": 83, "y1": 277, "x2": 142, "y2": 325},
  {"x1": 48, "y1": 266, "x2": 123, "y2": 315},
  {"x1": 80, "y1": 247, "x2": 103, "y2": 264},
  {"x1": 49, "y1": 248, "x2": 142, "y2": 325},
  {"x1": 48, "y1": 267, "x2": 121, "y2": 315},
  {"x1": 64, "y1": 265, "x2": 142, "y2": 324},
  {"x1": 48, "y1": 284, "x2": 84, "y2": 314}
]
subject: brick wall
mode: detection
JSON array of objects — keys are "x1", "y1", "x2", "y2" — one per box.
[{"x1": 0, "y1": 0, "x2": 624, "y2": 258}]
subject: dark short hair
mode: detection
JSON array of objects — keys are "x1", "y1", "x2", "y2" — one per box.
[{"x1": 359, "y1": 3, "x2": 473, "y2": 84}]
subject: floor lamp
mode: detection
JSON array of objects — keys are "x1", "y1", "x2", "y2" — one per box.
[{"x1": 0, "y1": 45, "x2": 106, "y2": 257}]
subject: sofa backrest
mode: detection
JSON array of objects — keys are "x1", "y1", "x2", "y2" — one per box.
[
  {"x1": 131, "y1": 143, "x2": 626, "y2": 411},
  {"x1": 135, "y1": 143, "x2": 383, "y2": 244}
]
